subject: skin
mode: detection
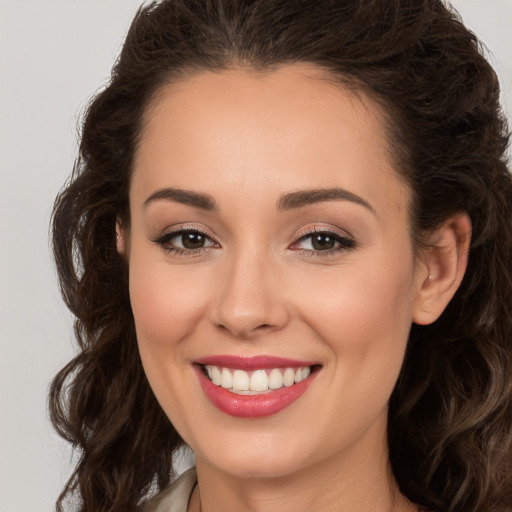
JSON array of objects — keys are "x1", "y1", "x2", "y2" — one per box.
[{"x1": 118, "y1": 63, "x2": 470, "y2": 512}]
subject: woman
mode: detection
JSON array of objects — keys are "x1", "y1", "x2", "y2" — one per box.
[{"x1": 49, "y1": 1, "x2": 512, "y2": 511}]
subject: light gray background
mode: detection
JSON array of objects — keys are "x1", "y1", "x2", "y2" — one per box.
[{"x1": 1, "y1": 1, "x2": 511, "y2": 511}]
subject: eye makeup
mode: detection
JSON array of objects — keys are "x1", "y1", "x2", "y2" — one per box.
[
  {"x1": 289, "y1": 225, "x2": 356, "y2": 257},
  {"x1": 150, "y1": 222, "x2": 356, "y2": 259}
]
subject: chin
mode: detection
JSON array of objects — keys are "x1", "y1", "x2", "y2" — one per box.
[
  {"x1": 211, "y1": 455, "x2": 305, "y2": 480},
  {"x1": 194, "y1": 427, "x2": 317, "y2": 480}
]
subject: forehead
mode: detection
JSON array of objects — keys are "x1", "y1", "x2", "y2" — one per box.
[{"x1": 131, "y1": 63, "x2": 408, "y2": 219}]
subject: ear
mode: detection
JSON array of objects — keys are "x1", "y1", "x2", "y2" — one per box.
[
  {"x1": 413, "y1": 212, "x2": 471, "y2": 325},
  {"x1": 116, "y1": 218, "x2": 127, "y2": 255}
]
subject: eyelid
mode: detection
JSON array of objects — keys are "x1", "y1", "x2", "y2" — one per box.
[
  {"x1": 150, "y1": 223, "x2": 355, "y2": 256},
  {"x1": 150, "y1": 223, "x2": 221, "y2": 253},
  {"x1": 154, "y1": 223, "x2": 219, "y2": 241},
  {"x1": 288, "y1": 224, "x2": 356, "y2": 256},
  {"x1": 292, "y1": 224, "x2": 354, "y2": 243}
]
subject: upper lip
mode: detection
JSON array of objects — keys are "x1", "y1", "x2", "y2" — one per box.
[{"x1": 195, "y1": 355, "x2": 319, "y2": 370}]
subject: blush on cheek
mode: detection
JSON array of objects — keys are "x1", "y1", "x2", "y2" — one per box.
[
  {"x1": 129, "y1": 272, "x2": 178, "y2": 346},
  {"x1": 129, "y1": 263, "x2": 210, "y2": 353}
]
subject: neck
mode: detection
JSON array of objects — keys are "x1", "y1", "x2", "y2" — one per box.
[{"x1": 188, "y1": 422, "x2": 414, "y2": 512}]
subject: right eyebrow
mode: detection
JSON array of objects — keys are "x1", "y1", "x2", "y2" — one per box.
[
  {"x1": 143, "y1": 187, "x2": 219, "y2": 211},
  {"x1": 277, "y1": 187, "x2": 376, "y2": 215}
]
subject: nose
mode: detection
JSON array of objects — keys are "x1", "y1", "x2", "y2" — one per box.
[{"x1": 210, "y1": 247, "x2": 290, "y2": 339}]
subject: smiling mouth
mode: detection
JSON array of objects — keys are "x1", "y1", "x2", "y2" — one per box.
[
  {"x1": 194, "y1": 356, "x2": 321, "y2": 417},
  {"x1": 201, "y1": 365, "x2": 314, "y2": 395}
]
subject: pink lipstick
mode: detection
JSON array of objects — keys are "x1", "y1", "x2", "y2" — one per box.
[{"x1": 194, "y1": 355, "x2": 319, "y2": 418}]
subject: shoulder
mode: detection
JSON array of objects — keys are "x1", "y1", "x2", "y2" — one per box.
[{"x1": 141, "y1": 468, "x2": 197, "y2": 512}]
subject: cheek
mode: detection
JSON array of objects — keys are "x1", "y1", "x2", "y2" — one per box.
[
  {"x1": 128, "y1": 254, "x2": 208, "y2": 349},
  {"x1": 126, "y1": 252, "x2": 211, "y2": 430},
  {"x1": 298, "y1": 262, "x2": 416, "y2": 441},
  {"x1": 299, "y1": 256, "x2": 415, "y2": 338},
  {"x1": 296, "y1": 253, "x2": 416, "y2": 394},
  {"x1": 127, "y1": 255, "x2": 216, "y2": 435}
]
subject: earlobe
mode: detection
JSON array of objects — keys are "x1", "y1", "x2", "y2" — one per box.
[{"x1": 413, "y1": 212, "x2": 471, "y2": 325}]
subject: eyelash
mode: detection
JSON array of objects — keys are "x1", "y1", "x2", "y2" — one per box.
[
  {"x1": 151, "y1": 226, "x2": 356, "y2": 257},
  {"x1": 151, "y1": 227, "x2": 219, "y2": 256},
  {"x1": 290, "y1": 226, "x2": 356, "y2": 257}
]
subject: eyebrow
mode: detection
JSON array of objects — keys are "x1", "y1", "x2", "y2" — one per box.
[
  {"x1": 143, "y1": 187, "x2": 218, "y2": 210},
  {"x1": 143, "y1": 186, "x2": 374, "y2": 214},
  {"x1": 277, "y1": 187, "x2": 375, "y2": 214}
]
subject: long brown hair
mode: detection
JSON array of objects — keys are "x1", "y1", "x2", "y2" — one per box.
[{"x1": 50, "y1": 1, "x2": 512, "y2": 511}]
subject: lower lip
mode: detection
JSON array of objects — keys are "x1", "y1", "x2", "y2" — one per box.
[{"x1": 195, "y1": 366, "x2": 318, "y2": 418}]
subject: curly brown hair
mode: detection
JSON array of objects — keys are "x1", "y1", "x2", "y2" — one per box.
[{"x1": 49, "y1": 1, "x2": 512, "y2": 511}]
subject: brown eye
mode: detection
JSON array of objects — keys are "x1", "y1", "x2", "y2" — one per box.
[
  {"x1": 310, "y1": 233, "x2": 337, "y2": 251},
  {"x1": 292, "y1": 230, "x2": 356, "y2": 254},
  {"x1": 181, "y1": 232, "x2": 207, "y2": 249},
  {"x1": 153, "y1": 228, "x2": 217, "y2": 254}
]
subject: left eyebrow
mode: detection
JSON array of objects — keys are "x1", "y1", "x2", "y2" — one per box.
[
  {"x1": 277, "y1": 187, "x2": 376, "y2": 214},
  {"x1": 143, "y1": 187, "x2": 218, "y2": 211}
]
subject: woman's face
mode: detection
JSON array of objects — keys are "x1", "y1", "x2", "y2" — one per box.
[{"x1": 123, "y1": 64, "x2": 427, "y2": 479}]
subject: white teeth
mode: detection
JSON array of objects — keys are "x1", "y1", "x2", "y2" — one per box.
[
  {"x1": 294, "y1": 367, "x2": 311, "y2": 383},
  {"x1": 268, "y1": 368, "x2": 283, "y2": 390},
  {"x1": 283, "y1": 368, "x2": 295, "y2": 387},
  {"x1": 220, "y1": 368, "x2": 232, "y2": 389},
  {"x1": 250, "y1": 370, "x2": 269, "y2": 392},
  {"x1": 232, "y1": 369, "x2": 250, "y2": 391},
  {"x1": 211, "y1": 366, "x2": 221, "y2": 385},
  {"x1": 204, "y1": 365, "x2": 313, "y2": 393}
]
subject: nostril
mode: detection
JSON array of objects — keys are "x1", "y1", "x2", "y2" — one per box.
[
  {"x1": 254, "y1": 323, "x2": 280, "y2": 334},
  {"x1": 215, "y1": 321, "x2": 280, "y2": 339}
]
